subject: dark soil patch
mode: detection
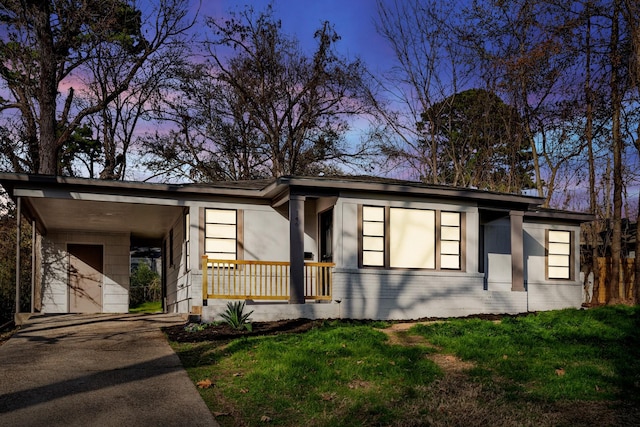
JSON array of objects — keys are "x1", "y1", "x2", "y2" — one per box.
[
  {"x1": 163, "y1": 318, "x2": 323, "y2": 342},
  {"x1": 163, "y1": 313, "x2": 535, "y2": 343}
]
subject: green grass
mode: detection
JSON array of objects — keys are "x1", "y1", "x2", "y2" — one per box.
[
  {"x1": 170, "y1": 307, "x2": 640, "y2": 426},
  {"x1": 173, "y1": 321, "x2": 440, "y2": 426},
  {"x1": 128, "y1": 300, "x2": 162, "y2": 313},
  {"x1": 412, "y1": 305, "x2": 640, "y2": 402}
]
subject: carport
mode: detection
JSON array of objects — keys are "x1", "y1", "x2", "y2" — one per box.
[{"x1": 0, "y1": 173, "x2": 186, "y2": 318}]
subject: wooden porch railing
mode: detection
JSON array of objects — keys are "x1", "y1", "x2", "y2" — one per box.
[{"x1": 202, "y1": 256, "x2": 334, "y2": 301}]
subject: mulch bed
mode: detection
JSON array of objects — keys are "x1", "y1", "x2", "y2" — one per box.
[
  {"x1": 162, "y1": 312, "x2": 532, "y2": 343},
  {"x1": 163, "y1": 318, "x2": 324, "y2": 343}
]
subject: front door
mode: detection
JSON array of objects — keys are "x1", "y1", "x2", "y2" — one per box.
[{"x1": 68, "y1": 244, "x2": 103, "y2": 313}]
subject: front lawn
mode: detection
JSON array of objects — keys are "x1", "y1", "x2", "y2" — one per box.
[
  {"x1": 169, "y1": 306, "x2": 640, "y2": 426},
  {"x1": 412, "y1": 305, "x2": 640, "y2": 403}
]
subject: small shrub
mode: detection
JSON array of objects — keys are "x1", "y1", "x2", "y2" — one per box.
[
  {"x1": 184, "y1": 322, "x2": 207, "y2": 333},
  {"x1": 220, "y1": 301, "x2": 254, "y2": 331}
]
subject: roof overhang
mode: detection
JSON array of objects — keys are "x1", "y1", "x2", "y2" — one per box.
[{"x1": 0, "y1": 173, "x2": 593, "y2": 238}]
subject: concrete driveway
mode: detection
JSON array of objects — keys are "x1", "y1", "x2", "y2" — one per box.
[{"x1": 0, "y1": 314, "x2": 218, "y2": 427}]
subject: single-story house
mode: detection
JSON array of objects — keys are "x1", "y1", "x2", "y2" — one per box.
[{"x1": 0, "y1": 173, "x2": 593, "y2": 321}]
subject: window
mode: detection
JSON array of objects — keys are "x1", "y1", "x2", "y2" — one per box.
[
  {"x1": 440, "y1": 212, "x2": 461, "y2": 269},
  {"x1": 184, "y1": 211, "x2": 190, "y2": 272},
  {"x1": 359, "y1": 206, "x2": 463, "y2": 271},
  {"x1": 362, "y1": 206, "x2": 385, "y2": 267},
  {"x1": 169, "y1": 229, "x2": 174, "y2": 267},
  {"x1": 390, "y1": 208, "x2": 435, "y2": 268},
  {"x1": 205, "y1": 209, "x2": 237, "y2": 260},
  {"x1": 548, "y1": 230, "x2": 571, "y2": 279}
]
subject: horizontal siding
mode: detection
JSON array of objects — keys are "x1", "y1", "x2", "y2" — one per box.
[
  {"x1": 41, "y1": 231, "x2": 130, "y2": 314},
  {"x1": 331, "y1": 269, "x2": 528, "y2": 320},
  {"x1": 527, "y1": 282, "x2": 582, "y2": 311}
]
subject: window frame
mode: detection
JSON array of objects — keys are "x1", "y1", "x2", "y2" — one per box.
[
  {"x1": 200, "y1": 208, "x2": 244, "y2": 269},
  {"x1": 358, "y1": 205, "x2": 465, "y2": 272},
  {"x1": 359, "y1": 205, "x2": 387, "y2": 268},
  {"x1": 439, "y1": 211, "x2": 463, "y2": 270},
  {"x1": 184, "y1": 210, "x2": 191, "y2": 273},
  {"x1": 546, "y1": 229, "x2": 573, "y2": 280},
  {"x1": 169, "y1": 229, "x2": 174, "y2": 268}
]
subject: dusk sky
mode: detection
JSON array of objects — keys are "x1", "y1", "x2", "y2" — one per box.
[{"x1": 188, "y1": 0, "x2": 397, "y2": 73}]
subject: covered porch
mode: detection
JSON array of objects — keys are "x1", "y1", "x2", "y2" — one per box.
[{"x1": 201, "y1": 256, "x2": 335, "y2": 301}]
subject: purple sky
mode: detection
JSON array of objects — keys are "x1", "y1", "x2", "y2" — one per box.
[{"x1": 193, "y1": 0, "x2": 395, "y2": 73}]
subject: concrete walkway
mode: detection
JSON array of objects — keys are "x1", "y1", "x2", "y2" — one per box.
[{"x1": 0, "y1": 314, "x2": 219, "y2": 427}]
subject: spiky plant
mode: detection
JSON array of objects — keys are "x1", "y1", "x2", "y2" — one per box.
[{"x1": 220, "y1": 301, "x2": 254, "y2": 331}]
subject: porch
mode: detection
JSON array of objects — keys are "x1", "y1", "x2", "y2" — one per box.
[{"x1": 201, "y1": 256, "x2": 335, "y2": 302}]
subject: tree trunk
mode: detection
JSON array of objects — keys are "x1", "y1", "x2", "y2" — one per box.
[
  {"x1": 635, "y1": 192, "x2": 640, "y2": 304},
  {"x1": 33, "y1": 2, "x2": 60, "y2": 175},
  {"x1": 608, "y1": 0, "x2": 622, "y2": 304},
  {"x1": 585, "y1": 2, "x2": 599, "y2": 304},
  {"x1": 623, "y1": 0, "x2": 640, "y2": 305}
]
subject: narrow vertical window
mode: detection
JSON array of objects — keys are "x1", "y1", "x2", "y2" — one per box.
[
  {"x1": 362, "y1": 206, "x2": 385, "y2": 266},
  {"x1": 184, "y1": 211, "x2": 190, "y2": 272},
  {"x1": 169, "y1": 229, "x2": 174, "y2": 267},
  {"x1": 548, "y1": 230, "x2": 571, "y2": 279},
  {"x1": 205, "y1": 209, "x2": 237, "y2": 260},
  {"x1": 440, "y1": 212, "x2": 461, "y2": 269}
]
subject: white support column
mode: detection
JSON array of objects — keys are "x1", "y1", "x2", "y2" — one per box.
[
  {"x1": 289, "y1": 195, "x2": 306, "y2": 304},
  {"x1": 15, "y1": 197, "x2": 21, "y2": 315},
  {"x1": 510, "y1": 211, "x2": 525, "y2": 292},
  {"x1": 31, "y1": 219, "x2": 36, "y2": 313}
]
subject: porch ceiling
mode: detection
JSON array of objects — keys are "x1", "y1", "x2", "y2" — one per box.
[{"x1": 25, "y1": 197, "x2": 183, "y2": 240}]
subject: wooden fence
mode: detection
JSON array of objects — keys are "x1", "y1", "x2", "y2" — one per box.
[{"x1": 592, "y1": 258, "x2": 636, "y2": 303}]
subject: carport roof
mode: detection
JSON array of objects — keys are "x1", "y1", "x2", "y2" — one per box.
[{"x1": 0, "y1": 173, "x2": 593, "y2": 238}]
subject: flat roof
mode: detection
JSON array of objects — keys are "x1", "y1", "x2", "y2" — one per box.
[{"x1": 0, "y1": 173, "x2": 594, "y2": 229}]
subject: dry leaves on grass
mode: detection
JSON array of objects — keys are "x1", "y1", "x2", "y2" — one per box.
[
  {"x1": 197, "y1": 378, "x2": 213, "y2": 389},
  {"x1": 320, "y1": 392, "x2": 337, "y2": 401}
]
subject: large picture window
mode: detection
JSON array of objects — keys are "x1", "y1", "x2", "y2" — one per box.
[
  {"x1": 359, "y1": 205, "x2": 463, "y2": 271},
  {"x1": 547, "y1": 230, "x2": 571, "y2": 279},
  {"x1": 205, "y1": 209, "x2": 237, "y2": 260},
  {"x1": 390, "y1": 208, "x2": 435, "y2": 268}
]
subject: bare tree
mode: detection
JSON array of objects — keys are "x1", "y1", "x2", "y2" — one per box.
[
  {"x1": 81, "y1": 39, "x2": 189, "y2": 180},
  {"x1": 460, "y1": 0, "x2": 596, "y2": 207},
  {"x1": 622, "y1": 0, "x2": 640, "y2": 304},
  {"x1": 0, "y1": 0, "x2": 194, "y2": 175},
  {"x1": 145, "y1": 6, "x2": 372, "y2": 181},
  {"x1": 372, "y1": 0, "x2": 469, "y2": 183}
]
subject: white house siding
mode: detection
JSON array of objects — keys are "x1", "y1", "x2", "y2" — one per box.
[
  {"x1": 523, "y1": 222, "x2": 583, "y2": 311},
  {"x1": 200, "y1": 196, "x2": 584, "y2": 321},
  {"x1": 331, "y1": 269, "x2": 528, "y2": 319},
  {"x1": 40, "y1": 231, "x2": 130, "y2": 313},
  {"x1": 327, "y1": 198, "x2": 531, "y2": 320},
  {"x1": 244, "y1": 207, "x2": 292, "y2": 262},
  {"x1": 165, "y1": 211, "x2": 190, "y2": 314},
  {"x1": 182, "y1": 201, "x2": 320, "y2": 313}
]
